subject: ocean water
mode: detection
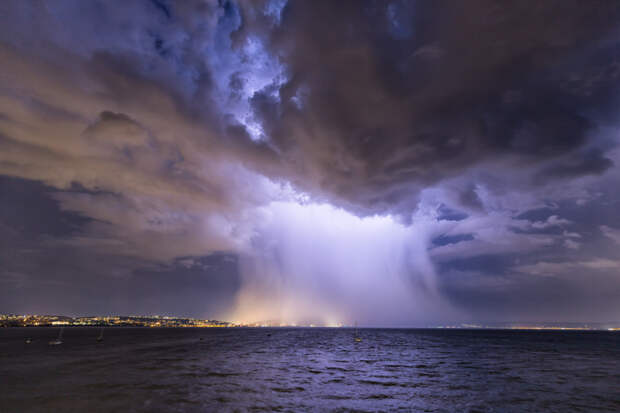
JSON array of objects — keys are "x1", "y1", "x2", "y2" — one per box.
[{"x1": 1, "y1": 328, "x2": 619, "y2": 412}]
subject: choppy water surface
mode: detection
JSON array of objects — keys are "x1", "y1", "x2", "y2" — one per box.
[{"x1": 1, "y1": 328, "x2": 619, "y2": 412}]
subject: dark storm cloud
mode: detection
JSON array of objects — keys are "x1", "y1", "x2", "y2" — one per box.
[
  {"x1": 1, "y1": 0, "x2": 620, "y2": 323},
  {"x1": 3, "y1": 0, "x2": 618, "y2": 215},
  {"x1": 0, "y1": 176, "x2": 241, "y2": 318},
  {"x1": 431, "y1": 178, "x2": 620, "y2": 321},
  {"x1": 537, "y1": 149, "x2": 614, "y2": 181},
  {"x1": 435, "y1": 205, "x2": 468, "y2": 222},
  {"x1": 243, "y1": 0, "x2": 620, "y2": 214},
  {"x1": 128, "y1": 253, "x2": 241, "y2": 318},
  {"x1": 0, "y1": 176, "x2": 91, "y2": 240},
  {"x1": 438, "y1": 267, "x2": 620, "y2": 323},
  {"x1": 432, "y1": 233, "x2": 475, "y2": 248}
]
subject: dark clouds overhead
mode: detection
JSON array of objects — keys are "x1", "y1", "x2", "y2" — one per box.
[
  {"x1": 243, "y1": 0, "x2": 620, "y2": 214},
  {"x1": 0, "y1": 0, "x2": 619, "y2": 323}
]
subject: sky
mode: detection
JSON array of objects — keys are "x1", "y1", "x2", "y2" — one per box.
[{"x1": 1, "y1": 0, "x2": 619, "y2": 326}]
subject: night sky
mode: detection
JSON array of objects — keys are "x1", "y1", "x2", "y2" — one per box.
[{"x1": 1, "y1": 0, "x2": 619, "y2": 326}]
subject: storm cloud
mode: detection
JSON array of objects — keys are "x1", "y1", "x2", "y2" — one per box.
[{"x1": 1, "y1": 0, "x2": 619, "y2": 325}]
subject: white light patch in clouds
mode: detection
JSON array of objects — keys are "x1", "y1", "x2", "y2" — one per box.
[
  {"x1": 235, "y1": 36, "x2": 286, "y2": 140},
  {"x1": 232, "y1": 201, "x2": 451, "y2": 326},
  {"x1": 207, "y1": 9, "x2": 285, "y2": 141}
]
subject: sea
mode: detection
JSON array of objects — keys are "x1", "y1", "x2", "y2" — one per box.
[{"x1": 1, "y1": 327, "x2": 619, "y2": 412}]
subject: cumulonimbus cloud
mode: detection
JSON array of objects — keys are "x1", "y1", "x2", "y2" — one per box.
[{"x1": 1, "y1": 0, "x2": 620, "y2": 323}]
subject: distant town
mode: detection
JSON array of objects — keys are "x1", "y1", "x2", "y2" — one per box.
[
  {"x1": 1, "y1": 314, "x2": 619, "y2": 330},
  {"x1": 0, "y1": 314, "x2": 233, "y2": 328}
]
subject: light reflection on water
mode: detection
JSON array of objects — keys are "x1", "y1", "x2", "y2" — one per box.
[{"x1": 1, "y1": 327, "x2": 619, "y2": 412}]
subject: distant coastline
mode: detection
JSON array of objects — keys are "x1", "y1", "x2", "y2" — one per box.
[
  {"x1": 0, "y1": 314, "x2": 233, "y2": 328},
  {"x1": 1, "y1": 314, "x2": 619, "y2": 331}
]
